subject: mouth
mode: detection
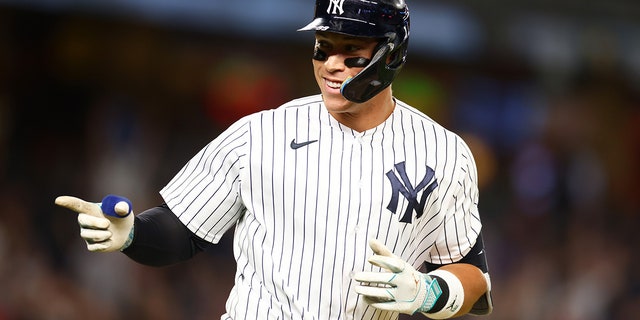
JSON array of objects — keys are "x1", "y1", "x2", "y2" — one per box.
[{"x1": 324, "y1": 78, "x2": 343, "y2": 90}]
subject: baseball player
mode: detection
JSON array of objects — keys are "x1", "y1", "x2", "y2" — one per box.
[{"x1": 56, "y1": 0, "x2": 493, "y2": 319}]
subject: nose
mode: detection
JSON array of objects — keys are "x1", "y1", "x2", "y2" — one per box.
[{"x1": 324, "y1": 54, "x2": 346, "y2": 73}]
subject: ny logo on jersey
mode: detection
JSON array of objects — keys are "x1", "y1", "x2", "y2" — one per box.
[
  {"x1": 327, "y1": 0, "x2": 345, "y2": 15},
  {"x1": 386, "y1": 162, "x2": 438, "y2": 223}
]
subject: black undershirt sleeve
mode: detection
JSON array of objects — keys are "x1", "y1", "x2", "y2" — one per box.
[
  {"x1": 424, "y1": 232, "x2": 489, "y2": 273},
  {"x1": 121, "y1": 204, "x2": 212, "y2": 266}
]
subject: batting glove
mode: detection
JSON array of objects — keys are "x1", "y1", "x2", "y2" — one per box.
[
  {"x1": 353, "y1": 239, "x2": 442, "y2": 315},
  {"x1": 55, "y1": 195, "x2": 134, "y2": 252}
]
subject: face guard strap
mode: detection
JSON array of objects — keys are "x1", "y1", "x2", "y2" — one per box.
[{"x1": 341, "y1": 34, "x2": 401, "y2": 103}]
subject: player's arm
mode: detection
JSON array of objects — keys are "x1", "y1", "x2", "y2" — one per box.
[
  {"x1": 55, "y1": 195, "x2": 211, "y2": 267},
  {"x1": 122, "y1": 204, "x2": 212, "y2": 266},
  {"x1": 353, "y1": 234, "x2": 492, "y2": 318},
  {"x1": 427, "y1": 263, "x2": 486, "y2": 317},
  {"x1": 424, "y1": 233, "x2": 492, "y2": 317}
]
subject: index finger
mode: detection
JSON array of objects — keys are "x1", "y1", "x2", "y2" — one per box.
[
  {"x1": 369, "y1": 239, "x2": 395, "y2": 257},
  {"x1": 368, "y1": 254, "x2": 405, "y2": 273},
  {"x1": 353, "y1": 271, "x2": 396, "y2": 285},
  {"x1": 55, "y1": 196, "x2": 103, "y2": 218}
]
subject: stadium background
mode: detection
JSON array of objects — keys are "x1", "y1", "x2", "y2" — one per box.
[{"x1": 0, "y1": 0, "x2": 638, "y2": 319}]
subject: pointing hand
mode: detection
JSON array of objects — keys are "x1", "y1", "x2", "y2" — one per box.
[{"x1": 55, "y1": 195, "x2": 134, "y2": 252}]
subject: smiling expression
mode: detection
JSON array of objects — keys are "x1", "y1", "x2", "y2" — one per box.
[{"x1": 312, "y1": 32, "x2": 380, "y2": 113}]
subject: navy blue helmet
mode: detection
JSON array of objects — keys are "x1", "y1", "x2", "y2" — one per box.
[{"x1": 299, "y1": 0, "x2": 410, "y2": 103}]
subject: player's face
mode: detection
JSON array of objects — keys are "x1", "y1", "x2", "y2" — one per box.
[{"x1": 312, "y1": 32, "x2": 379, "y2": 112}]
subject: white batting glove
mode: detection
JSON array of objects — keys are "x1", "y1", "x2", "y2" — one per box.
[
  {"x1": 55, "y1": 195, "x2": 134, "y2": 252},
  {"x1": 353, "y1": 239, "x2": 442, "y2": 315}
]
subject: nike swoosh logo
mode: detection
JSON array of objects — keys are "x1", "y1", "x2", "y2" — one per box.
[{"x1": 290, "y1": 139, "x2": 318, "y2": 149}]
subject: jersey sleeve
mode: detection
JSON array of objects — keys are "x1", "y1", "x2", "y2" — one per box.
[
  {"x1": 426, "y1": 136, "x2": 482, "y2": 264},
  {"x1": 159, "y1": 119, "x2": 250, "y2": 244},
  {"x1": 422, "y1": 135, "x2": 493, "y2": 315}
]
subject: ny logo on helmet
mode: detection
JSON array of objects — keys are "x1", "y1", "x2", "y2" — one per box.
[{"x1": 327, "y1": 0, "x2": 345, "y2": 15}]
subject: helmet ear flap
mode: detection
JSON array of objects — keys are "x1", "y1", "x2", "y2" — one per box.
[
  {"x1": 387, "y1": 31, "x2": 408, "y2": 68},
  {"x1": 388, "y1": 41, "x2": 408, "y2": 69}
]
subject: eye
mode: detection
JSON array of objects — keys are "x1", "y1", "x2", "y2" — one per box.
[
  {"x1": 315, "y1": 40, "x2": 331, "y2": 50},
  {"x1": 313, "y1": 47, "x2": 328, "y2": 61},
  {"x1": 345, "y1": 44, "x2": 363, "y2": 52}
]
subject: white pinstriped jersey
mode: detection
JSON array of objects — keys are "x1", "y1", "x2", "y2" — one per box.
[{"x1": 160, "y1": 94, "x2": 483, "y2": 320}]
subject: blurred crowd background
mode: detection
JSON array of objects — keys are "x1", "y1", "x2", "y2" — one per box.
[{"x1": 0, "y1": 0, "x2": 639, "y2": 319}]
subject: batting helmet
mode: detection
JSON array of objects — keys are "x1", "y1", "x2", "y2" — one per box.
[{"x1": 298, "y1": 0, "x2": 410, "y2": 103}]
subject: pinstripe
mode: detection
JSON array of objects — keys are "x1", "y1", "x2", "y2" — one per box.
[
  {"x1": 286, "y1": 107, "x2": 300, "y2": 314},
  {"x1": 443, "y1": 137, "x2": 458, "y2": 262},
  {"x1": 159, "y1": 94, "x2": 482, "y2": 319},
  {"x1": 317, "y1": 123, "x2": 334, "y2": 317}
]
